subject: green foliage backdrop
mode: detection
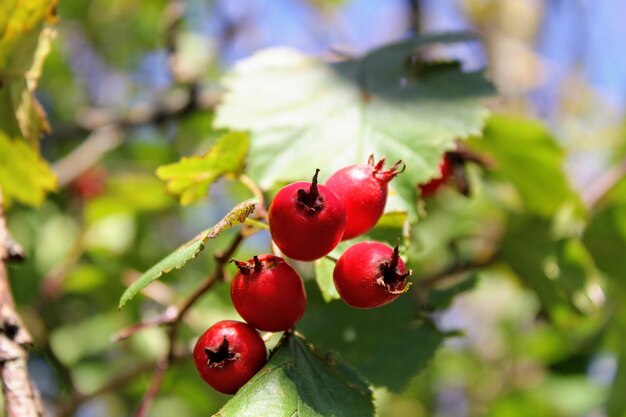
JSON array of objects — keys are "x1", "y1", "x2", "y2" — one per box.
[{"x1": 0, "y1": 1, "x2": 624, "y2": 417}]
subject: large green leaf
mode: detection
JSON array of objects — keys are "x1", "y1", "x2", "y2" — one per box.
[
  {"x1": 118, "y1": 198, "x2": 257, "y2": 309},
  {"x1": 500, "y1": 215, "x2": 594, "y2": 324},
  {"x1": 468, "y1": 115, "x2": 583, "y2": 218},
  {"x1": 583, "y1": 186, "x2": 626, "y2": 289},
  {"x1": 216, "y1": 333, "x2": 374, "y2": 417},
  {"x1": 156, "y1": 132, "x2": 249, "y2": 206},
  {"x1": 0, "y1": 131, "x2": 56, "y2": 206},
  {"x1": 215, "y1": 33, "x2": 494, "y2": 218},
  {"x1": 583, "y1": 180, "x2": 626, "y2": 416},
  {"x1": 298, "y1": 287, "x2": 444, "y2": 392}
]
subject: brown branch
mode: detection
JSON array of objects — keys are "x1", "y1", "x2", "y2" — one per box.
[
  {"x1": 56, "y1": 351, "x2": 188, "y2": 417},
  {"x1": 53, "y1": 87, "x2": 220, "y2": 188},
  {"x1": 583, "y1": 156, "x2": 626, "y2": 210},
  {"x1": 135, "y1": 360, "x2": 168, "y2": 417},
  {"x1": 0, "y1": 189, "x2": 45, "y2": 417},
  {"x1": 239, "y1": 174, "x2": 267, "y2": 219},
  {"x1": 133, "y1": 230, "x2": 246, "y2": 417},
  {"x1": 407, "y1": 0, "x2": 421, "y2": 34},
  {"x1": 417, "y1": 251, "x2": 498, "y2": 289},
  {"x1": 164, "y1": 0, "x2": 185, "y2": 82},
  {"x1": 42, "y1": 343, "x2": 78, "y2": 397}
]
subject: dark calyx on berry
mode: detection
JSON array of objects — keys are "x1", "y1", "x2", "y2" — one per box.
[
  {"x1": 296, "y1": 169, "x2": 324, "y2": 214},
  {"x1": 377, "y1": 244, "x2": 412, "y2": 294},
  {"x1": 369, "y1": 155, "x2": 406, "y2": 183},
  {"x1": 205, "y1": 336, "x2": 240, "y2": 368},
  {"x1": 231, "y1": 256, "x2": 263, "y2": 276},
  {"x1": 231, "y1": 255, "x2": 280, "y2": 276}
]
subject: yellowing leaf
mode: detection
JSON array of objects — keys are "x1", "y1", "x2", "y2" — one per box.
[
  {"x1": 156, "y1": 132, "x2": 249, "y2": 205},
  {"x1": 0, "y1": 0, "x2": 57, "y2": 73},
  {"x1": 118, "y1": 199, "x2": 258, "y2": 309},
  {"x1": 0, "y1": 131, "x2": 57, "y2": 206}
]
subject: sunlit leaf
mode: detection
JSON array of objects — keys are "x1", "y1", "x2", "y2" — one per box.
[
  {"x1": 157, "y1": 132, "x2": 249, "y2": 205},
  {"x1": 118, "y1": 198, "x2": 258, "y2": 309},
  {"x1": 0, "y1": 131, "x2": 56, "y2": 206},
  {"x1": 0, "y1": 1, "x2": 57, "y2": 143},
  {"x1": 216, "y1": 333, "x2": 374, "y2": 417},
  {"x1": 215, "y1": 33, "x2": 494, "y2": 219}
]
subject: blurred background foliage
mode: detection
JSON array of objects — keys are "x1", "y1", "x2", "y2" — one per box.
[{"x1": 2, "y1": 0, "x2": 626, "y2": 416}]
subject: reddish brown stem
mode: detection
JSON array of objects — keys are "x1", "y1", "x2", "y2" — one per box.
[{"x1": 133, "y1": 230, "x2": 246, "y2": 416}]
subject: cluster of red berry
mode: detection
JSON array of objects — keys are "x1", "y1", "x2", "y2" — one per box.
[{"x1": 193, "y1": 156, "x2": 451, "y2": 395}]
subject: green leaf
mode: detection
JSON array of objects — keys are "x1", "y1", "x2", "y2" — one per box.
[
  {"x1": 118, "y1": 198, "x2": 258, "y2": 309},
  {"x1": 583, "y1": 200, "x2": 626, "y2": 290},
  {"x1": 156, "y1": 132, "x2": 249, "y2": 206},
  {"x1": 216, "y1": 333, "x2": 374, "y2": 417},
  {"x1": 468, "y1": 115, "x2": 583, "y2": 218},
  {"x1": 299, "y1": 287, "x2": 444, "y2": 392},
  {"x1": 500, "y1": 215, "x2": 591, "y2": 323},
  {"x1": 215, "y1": 33, "x2": 494, "y2": 219},
  {"x1": 0, "y1": 131, "x2": 56, "y2": 206}
]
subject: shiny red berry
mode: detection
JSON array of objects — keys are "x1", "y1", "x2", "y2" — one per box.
[
  {"x1": 230, "y1": 255, "x2": 306, "y2": 332},
  {"x1": 419, "y1": 154, "x2": 453, "y2": 197},
  {"x1": 268, "y1": 169, "x2": 346, "y2": 261},
  {"x1": 333, "y1": 241, "x2": 412, "y2": 308},
  {"x1": 193, "y1": 320, "x2": 266, "y2": 395},
  {"x1": 326, "y1": 156, "x2": 404, "y2": 240}
]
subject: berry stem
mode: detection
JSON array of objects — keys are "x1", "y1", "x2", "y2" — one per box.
[{"x1": 296, "y1": 169, "x2": 323, "y2": 213}]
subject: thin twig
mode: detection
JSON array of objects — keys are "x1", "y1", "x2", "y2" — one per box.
[
  {"x1": 135, "y1": 360, "x2": 169, "y2": 417},
  {"x1": 407, "y1": 0, "x2": 421, "y2": 34},
  {"x1": 417, "y1": 251, "x2": 498, "y2": 289},
  {"x1": 133, "y1": 231, "x2": 246, "y2": 416},
  {"x1": 57, "y1": 352, "x2": 187, "y2": 417},
  {"x1": 42, "y1": 343, "x2": 79, "y2": 397},
  {"x1": 53, "y1": 88, "x2": 219, "y2": 187},
  {"x1": 164, "y1": 0, "x2": 185, "y2": 81},
  {"x1": 244, "y1": 218, "x2": 269, "y2": 230},
  {"x1": 239, "y1": 174, "x2": 268, "y2": 219}
]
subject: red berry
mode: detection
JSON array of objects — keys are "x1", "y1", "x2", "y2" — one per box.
[
  {"x1": 333, "y1": 241, "x2": 412, "y2": 308},
  {"x1": 193, "y1": 320, "x2": 266, "y2": 394},
  {"x1": 268, "y1": 169, "x2": 346, "y2": 261},
  {"x1": 70, "y1": 166, "x2": 107, "y2": 199},
  {"x1": 326, "y1": 156, "x2": 404, "y2": 240},
  {"x1": 230, "y1": 255, "x2": 306, "y2": 331},
  {"x1": 419, "y1": 154, "x2": 453, "y2": 197}
]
